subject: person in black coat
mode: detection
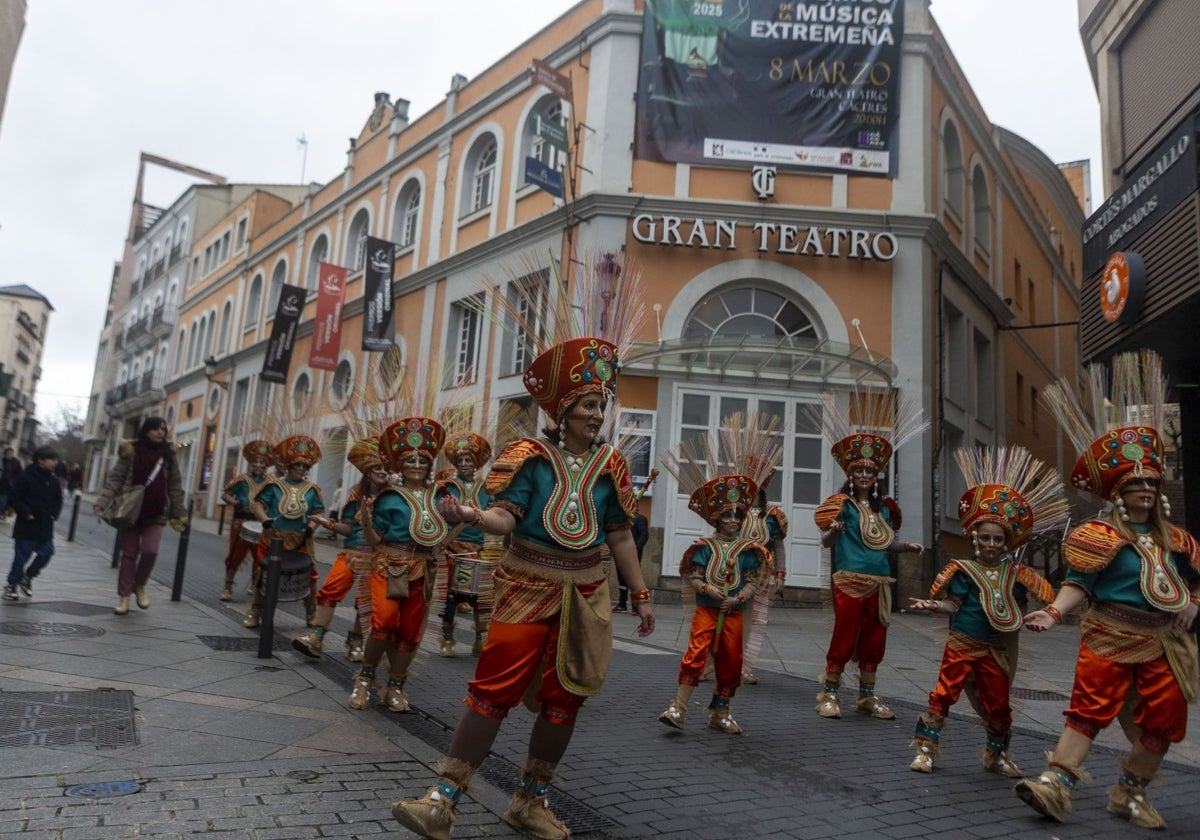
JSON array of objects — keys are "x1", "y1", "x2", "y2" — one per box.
[
  {"x1": 0, "y1": 446, "x2": 22, "y2": 520},
  {"x1": 3, "y1": 446, "x2": 63, "y2": 601}
]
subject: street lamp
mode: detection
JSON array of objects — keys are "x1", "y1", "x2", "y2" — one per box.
[{"x1": 203, "y1": 355, "x2": 230, "y2": 390}]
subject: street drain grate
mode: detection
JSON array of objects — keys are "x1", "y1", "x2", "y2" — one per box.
[
  {"x1": 0, "y1": 620, "x2": 105, "y2": 638},
  {"x1": 3, "y1": 601, "x2": 115, "y2": 617},
  {"x1": 1012, "y1": 687, "x2": 1069, "y2": 702},
  {"x1": 0, "y1": 689, "x2": 137, "y2": 748},
  {"x1": 64, "y1": 780, "x2": 142, "y2": 798},
  {"x1": 196, "y1": 635, "x2": 290, "y2": 652}
]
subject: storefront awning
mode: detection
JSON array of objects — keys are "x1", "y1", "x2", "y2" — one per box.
[{"x1": 621, "y1": 336, "x2": 897, "y2": 386}]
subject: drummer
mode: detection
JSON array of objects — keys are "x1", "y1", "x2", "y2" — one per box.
[
  {"x1": 245, "y1": 434, "x2": 324, "y2": 629},
  {"x1": 219, "y1": 439, "x2": 274, "y2": 601},
  {"x1": 438, "y1": 431, "x2": 495, "y2": 657}
]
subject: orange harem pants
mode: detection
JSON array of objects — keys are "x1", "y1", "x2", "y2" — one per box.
[
  {"x1": 678, "y1": 605, "x2": 744, "y2": 698},
  {"x1": 1064, "y1": 643, "x2": 1187, "y2": 754},
  {"x1": 825, "y1": 583, "x2": 887, "y2": 674},
  {"x1": 316, "y1": 552, "x2": 357, "y2": 606},
  {"x1": 223, "y1": 519, "x2": 255, "y2": 580},
  {"x1": 926, "y1": 643, "x2": 1012, "y2": 734},
  {"x1": 465, "y1": 579, "x2": 601, "y2": 727},
  {"x1": 367, "y1": 573, "x2": 427, "y2": 653}
]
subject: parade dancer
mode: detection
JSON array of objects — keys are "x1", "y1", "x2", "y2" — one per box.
[
  {"x1": 219, "y1": 439, "x2": 273, "y2": 601},
  {"x1": 1015, "y1": 350, "x2": 1200, "y2": 830},
  {"x1": 391, "y1": 252, "x2": 655, "y2": 840},
  {"x1": 292, "y1": 437, "x2": 387, "y2": 662},
  {"x1": 812, "y1": 385, "x2": 927, "y2": 720},
  {"x1": 438, "y1": 430, "x2": 495, "y2": 658},
  {"x1": 908, "y1": 445, "x2": 1065, "y2": 776},
  {"x1": 657, "y1": 425, "x2": 771, "y2": 735},
  {"x1": 245, "y1": 434, "x2": 324, "y2": 629},
  {"x1": 349, "y1": 416, "x2": 450, "y2": 713}
]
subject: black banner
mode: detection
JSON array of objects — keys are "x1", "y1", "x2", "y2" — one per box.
[
  {"x1": 635, "y1": 0, "x2": 904, "y2": 176},
  {"x1": 260, "y1": 283, "x2": 306, "y2": 384},
  {"x1": 362, "y1": 236, "x2": 396, "y2": 352}
]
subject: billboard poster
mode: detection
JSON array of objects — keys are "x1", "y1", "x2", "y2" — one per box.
[
  {"x1": 260, "y1": 283, "x2": 306, "y2": 384},
  {"x1": 362, "y1": 236, "x2": 397, "y2": 352},
  {"x1": 635, "y1": 0, "x2": 904, "y2": 176},
  {"x1": 308, "y1": 262, "x2": 346, "y2": 371}
]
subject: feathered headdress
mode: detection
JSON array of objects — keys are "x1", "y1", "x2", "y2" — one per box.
[
  {"x1": 659, "y1": 416, "x2": 763, "y2": 527},
  {"x1": 489, "y1": 250, "x2": 645, "y2": 423},
  {"x1": 1041, "y1": 349, "x2": 1165, "y2": 500},
  {"x1": 813, "y1": 384, "x2": 928, "y2": 477},
  {"x1": 954, "y1": 446, "x2": 1069, "y2": 549}
]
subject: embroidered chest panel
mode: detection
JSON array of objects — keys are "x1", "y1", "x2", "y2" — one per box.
[
  {"x1": 392, "y1": 487, "x2": 450, "y2": 547},
  {"x1": 539, "y1": 445, "x2": 613, "y2": 549},
  {"x1": 1134, "y1": 536, "x2": 1190, "y2": 611},
  {"x1": 954, "y1": 558, "x2": 1023, "y2": 632},
  {"x1": 853, "y1": 499, "x2": 894, "y2": 551},
  {"x1": 277, "y1": 481, "x2": 316, "y2": 520},
  {"x1": 701, "y1": 537, "x2": 757, "y2": 592},
  {"x1": 743, "y1": 508, "x2": 770, "y2": 544}
]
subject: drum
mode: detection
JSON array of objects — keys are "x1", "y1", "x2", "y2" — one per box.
[
  {"x1": 449, "y1": 556, "x2": 484, "y2": 595},
  {"x1": 239, "y1": 520, "x2": 263, "y2": 545},
  {"x1": 257, "y1": 549, "x2": 314, "y2": 602}
]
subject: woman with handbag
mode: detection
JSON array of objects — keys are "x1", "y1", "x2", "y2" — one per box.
[{"x1": 94, "y1": 416, "x2": 186, "y2": 615}]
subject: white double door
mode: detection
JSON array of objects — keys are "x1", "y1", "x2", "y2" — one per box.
[{"x1": 662, "y1": 387, "x2": 828, "y2": 589}]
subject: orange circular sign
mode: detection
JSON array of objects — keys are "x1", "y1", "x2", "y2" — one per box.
[{"x1": 1100, "y1": 252, "x2": 1131, "y2": 323}]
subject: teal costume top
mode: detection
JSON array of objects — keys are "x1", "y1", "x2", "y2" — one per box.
[
  {"x1": 683, "y1": 536, "x2": 767, "y2": 611},
  {"x1": 224, "y1": 473, "x2": 268, "y2": 517},
  {"x1": 946, "y1": 571, "x2": 1029, "y2": 642},
  {"x1": 256, "y1": 479, "x2": 323, "y2": 534},
  {"x1": 1067, "y1": 523, "x2": 1198, "y2": 611},
  {"x1": 443, "y1": 478, "x2": 493, "y2": 546},
  {"x1": 369, "y1": 485, "x2": 451, "y2": 547},
  {"x1": 833, "y1": 501, "x2": 893, "y2": 576},
  {"x1": 341, "y1": 497, "x2": 366, "y2": 550}
]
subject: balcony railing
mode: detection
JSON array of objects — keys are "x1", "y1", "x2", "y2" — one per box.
[{"x1": 124, "y1": 304, "x2": 178, "y2": 350}]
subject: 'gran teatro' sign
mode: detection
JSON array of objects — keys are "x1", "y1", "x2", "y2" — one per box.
[{"x1": 630, "y1": 213, "x2": 898, "y2": 260}]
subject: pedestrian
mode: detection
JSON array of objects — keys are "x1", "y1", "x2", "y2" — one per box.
[
  {"x1": 3, "y1": 446, "x2": 63, "y2": 601},
  {"x1": 348, "y1": 415, "x2": 449, "y2": 713},
  {"x1": 616, "y1": 469, "x2": 656, "y2": 613},
  {"x1": 437, "y1": 429, "x2": 495, "y2": 658},
  {"x1": 293, "y1": 436, "x2": 386, "y2": 663},
  {"x1": 93, "y1": 417, "x2": 187, "y2": 615},
  {"x1": 812, "y1": 385, "x2": 928, "y2": 720},
  {"x1": 907, "y1": 445, "x2": 1065, "y2": 776},
  {"x1": 1015, "y1": 350, "x2": 1200, "y2": 830},
  {"x1": 218, "y1": 439, "x2": 273, "y2": 601},
  {"x1": 0, "y1": 445, "x2": 22, "y2": 520},
  {"x1": 391, "y1": 253, "x2": 655, "y2": 840},
  {"x1": 67, "y1": 463, "x2": 83, "y2": 494},
  {"x1": 657, "y1": 429, "x2": 771, "y2": 735},
  {"x1": 53, "y1": 459, "x2": 67, "y2": 492}
]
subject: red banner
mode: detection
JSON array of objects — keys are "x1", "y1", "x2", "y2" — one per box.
[{"x1": 308, "y1": 262, "x2": 345, "y2": 371}]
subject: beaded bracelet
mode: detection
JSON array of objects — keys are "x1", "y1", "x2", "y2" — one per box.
[
  {"x1": 630, "y1": 588, "x2": 651, "y2": 603},
  {"x1": 1044, "y1": 605, "x2": 1063, "y2": 623},
  {"x1": 470, "y1": 509, "x2": 484, "y2": 528}
]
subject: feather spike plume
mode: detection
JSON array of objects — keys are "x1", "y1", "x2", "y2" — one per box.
[
  {"x1": 604, "y1": 399, "x2": 651, "y2": 473},
  {"x1": 483, "y1": 250, "x2": 646, "y2": 357},
  {"x1": 723, "y1": 411, "x2": 784, "y2": 490},
  {"x1": 658, "y1": 428, "x2": 720, "y2": 499},
  {"x1": 954, "y1": 445, "x2": 1069, "y2": 538},
  {"x1": 1042, "y1": 349, "x2": 1166, "y2": 450},
  {"x1": 811, "y1": 384, "x2": 928, "y2": 450}
]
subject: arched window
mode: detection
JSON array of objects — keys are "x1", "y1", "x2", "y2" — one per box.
[
  {"x1": 682, "y1": 286, "x2": 821, "y2": 371},
  {"x1": 971, "y1": 166, "x2": 991, "y2": 254},
  {"x1": 330, "y1": 357, "x2": 354, "y2": 407},
  {"x1": 268, "y1": 258, "x2": 288, "y2": 316},
  {"x1": 177, "y1": 220, "x2": 189, "y2": 247},
  {"x1": 244, "y1": 273, "x2": 263, "y2": 329},
  {"x1": 942, "y1": 120, "x2": 964, "y2": 218},
  {"x1": 392, "y1": 181, "x2": 421, "y2": 248},
  {"x1": 291, "y1": 371, "x2": 311, "y2": 419},
  {"x1": 307, "y1": 233, "x2": 329, "y2": 290},
  {"x1": 174, "y1": 330, "x2": 186, "y2": 375},
  {"x1": 345, "y1": 210, "x2": 370, "y2": 271},
  {"x1": 218, "y1": 301, "x2": 232, "y2": 354},
  {"x1": 528, "y1": 97, "x2": 565, "y2": 172},
  {"x1": 185, "y1": 323, "x2": 198, "y2": 370},
  {"x1": 468, "y1": 137, "x2": 498, "y2": 214}
]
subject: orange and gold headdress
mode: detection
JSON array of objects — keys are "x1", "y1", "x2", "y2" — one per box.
[
  {"x1": 954, "y1": 446, "x2": 1068, "y2": 550},
  {"x1": 1042, "y1": 349, "x2": 1165, "y2": 501},
  {"x1": 242, "y1": 439, "x2": 273, "y2": 463}
]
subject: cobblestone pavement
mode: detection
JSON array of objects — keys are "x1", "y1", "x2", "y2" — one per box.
[{"x1": 1, "y1": 509, "x2": 1198, "y2": 838}]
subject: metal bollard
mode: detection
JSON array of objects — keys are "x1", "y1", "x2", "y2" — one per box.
[
  {"x1": 217, "y1": 503, "x2": 226, "y2": 536},
  {"x1": 258, "y1": 537, "x2": 283, "y2": 659},
  {"x1": 171, "y1": 517, "x2": 192, "y2": 602},
  {"x1": 111, "y1": 528, "x2": 121, "y2": 569},
  {"x1": 67, "y1": 494, "x2": 82, "y2": 542}
]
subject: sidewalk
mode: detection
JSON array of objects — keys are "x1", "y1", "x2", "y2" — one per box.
[{"x1": 2, "y1": 517, "x2": 1199, "y2": 838}]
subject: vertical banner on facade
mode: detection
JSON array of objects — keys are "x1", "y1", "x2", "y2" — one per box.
[
  {"x1": 362, "y1": 236, "x2": 396, "y2": 352},
  {"x1": 260, "y1": 283, "x2": 306, "y2": 384},
  {"x1": 635, "y1": 0, "x2": 904, "y2": 176},
  {"x1": 309, "y1": 262, "x2": 346, "y2": 371}
]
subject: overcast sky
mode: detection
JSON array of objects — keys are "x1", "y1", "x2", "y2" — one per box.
[{"x1": 0, "y1": 0, "x2": 1101, "y2": 426}]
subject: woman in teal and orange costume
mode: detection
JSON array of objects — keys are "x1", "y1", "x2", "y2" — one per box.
[
  {"x1": 1014, "y1": 350, "x2": 1200, "y2": 831},
  {"x1": 907, "y1": 445, "x2": 1065, "y2": 777},
  {"x1": 291, "y1": 437, "x2": 388, "y2": 663},
  {"x1": 218, "y1": 438, "x2": 274, "y2": 601},
  {"x1": 812, "y1": 386, "x2": 928, "y2": 721},
  {"x1": 391, "y1": 253, "x2": 655, "y2": 840},
  {"x1": 245, "y1": 434, "x2": 324, "y2": 629},
  {"x1": 657, "y1": 423, "x2": 772, "y2": 735},
  {"x1": 348, "y1": 416, "x2": 451, "y2": 714}
]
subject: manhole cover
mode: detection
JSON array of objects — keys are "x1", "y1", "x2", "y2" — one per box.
[
  {"x1": 196, "y1": 635, "x2": 289, "y2": 652},
  {"x1": 0, "y1": 689, "x2": 137, "y2": 748},
  {"x1": 0, "y1": 620, "x2": 105, "y2": 638},
  {"x1": 1012, "y1": 687, "x2": 1069, "y2": 702},
  {"x1": 64, "y1": 780, "x2": 142, "y2": 798}
]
